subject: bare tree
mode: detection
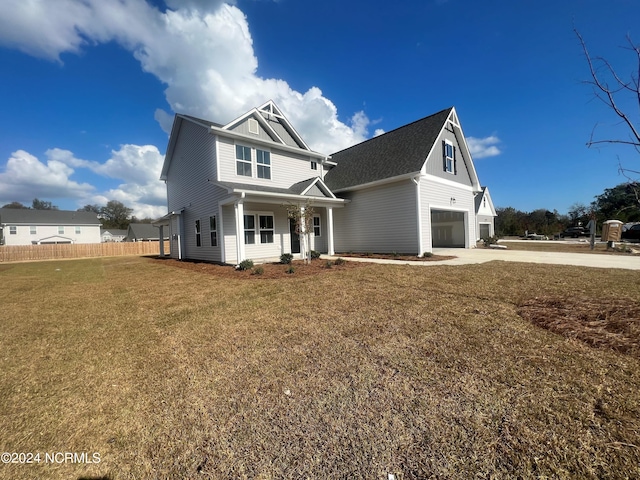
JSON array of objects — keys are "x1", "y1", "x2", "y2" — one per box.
[
  {"x1": 286, "y1": 201, "x2": 315, "y2": 264},
  {"x1": 575, "y1": 29, "x2": 640, "y2": 182}
]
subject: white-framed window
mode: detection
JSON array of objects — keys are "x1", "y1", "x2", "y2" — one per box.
[
  {"x1": 30, "y1": 226, "x2": 37, "y2": 235},
  {"x1": 259, "y1": 215, "x2": 274, "y2": 244},
  {"x1": 195, "y1": 220, "x2": 201, "y2": 247},
  {"x1": 58, "y1": 226, "x2": 65, "y2": 234},
  {"x1": 444, "y1": 140, "x2": 454, "y2": 174},
  {"x1": 236, "y1": 145, "x2": 252, "y2": 177},
  {"x1": 75, "y1": 226, "x2": 81, "y2": 234},
  {"x1": 256, "y1": 149, "x2": 271, "y2": 179},
  {"x1": 313, "y1": 216, "x2": 321, "y2": 237},
  {"x1": 311, "y1": 161, "x2": 318, "y2": 170},
  {"x1": 209, "y1": 215, "x2": 217, "y2": 246},
  {"x1": 9, "y1": 226, "x2": 17, "y2": 235},
  {"x1": 244, "y1": 215, "x2": 256, "y2": 244}
]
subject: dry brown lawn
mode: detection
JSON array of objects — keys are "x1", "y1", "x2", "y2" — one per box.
[{"x1": 1, "y1": 255, "x2": 639, "y2": 479}]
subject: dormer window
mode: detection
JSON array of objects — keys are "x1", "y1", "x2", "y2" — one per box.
[{"x1": 443, "y1": 140, "x2": 455, "y2": 174}]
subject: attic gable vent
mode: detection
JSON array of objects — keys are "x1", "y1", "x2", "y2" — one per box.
[{"x1": 248, "y1": 118, "x2": 259, "y2": 135}]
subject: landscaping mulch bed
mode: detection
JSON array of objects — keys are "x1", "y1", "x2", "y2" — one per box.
[
  {"x1": 151, "y1": 257, "x2": 367, "y2": 279},
  {"x1": 337, "y1": 252, "x2": 456, "y2": 261},
  {"x1": 518, "y1": 295, "x2": 640, "y2": 358}
]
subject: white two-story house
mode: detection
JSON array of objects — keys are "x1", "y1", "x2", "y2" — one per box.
[
  {"x1": 0, "y1": 208, "x2": 101, "y2": 245},
  {"x1": 157, "y1": 101, "x2": 492, "y2": 263}
]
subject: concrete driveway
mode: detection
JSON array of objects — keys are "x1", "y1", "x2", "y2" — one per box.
[{"x1": 329, "y1": 248, "x2": 640, "y2": 270}]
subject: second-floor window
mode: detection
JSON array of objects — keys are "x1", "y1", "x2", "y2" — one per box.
[
  {"x1": 444, "y1": 140, "x2": 454, "y2": 174},
  {"x1": 58, "y1": 226, "x2": 65, "y2": 234},
  {"x1": 236, "y1": 145, "x2": 252, "y2": 177},
  {"x1": 256, "y1": 150, "x2": 271, "y2": 179},
  {"x1": 30, "y1": 226, "x2": 37, "y2": 235},
  {"x1": 10, "y1": 226, "x2": 17, "y2": 235}
]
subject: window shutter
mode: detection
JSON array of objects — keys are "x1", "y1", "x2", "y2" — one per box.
[
  {"x1": 442, "y1": 140, "x2": 447, "y2": 171},
  {"x1": 453, "y1": 146, "x2": 457, "y2": 174}
]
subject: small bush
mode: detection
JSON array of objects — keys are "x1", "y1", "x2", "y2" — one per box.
[
  {"x1": 334, "y1": 257, "x2": 346, "y2": 265},
  {"x1": 286, "y1": 265, "x2": 295, "y2": 274},
  {"x1": 422, "y1": 252, "x2": 433, "y2": 258},
  {"x1": 325, "y1": 260, "x2": 333, "y2": 268},
  {"x1": 482, "y1": 235, "x2": 500, "y2": 247},
  {"x1": 237, "y1": 259, "x2": 254, "y2": 271},
  {"x1": 280, "y1": 253, "x2": 294, "y2": 264},
  {"x1": 310, "y1": 250, "x2": 321, "y2": 260},
  {"x1": 252, "y1": 266, "x2": 264, "y2": 275},
  {"x1": 391, "y1": 251, "x2": 401, "y2": 257}
]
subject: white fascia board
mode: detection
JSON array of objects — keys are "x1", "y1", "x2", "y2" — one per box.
[
  {"x1": 210, "y1": 126, "x2": 328, "y2": 160},
  {"x1": 331, "y1": 172, "x2": 419, "y2": 193},
  {"x1": 422, "y1": 173, "x2": 476, "y2": 192},
  {"x1": 300, "y1": 177, "x2": 337, "y2": 199},
  {"x1": 449, "y1": 108, "x2": 481, "y2": 190},
  {"x1": 234, "y1": 189, "x2": 346, "y2": 205}
]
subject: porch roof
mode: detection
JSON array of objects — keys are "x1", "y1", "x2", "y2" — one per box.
[{"x1": 211, "y1": 179, "x2": 346, "y2": 206}]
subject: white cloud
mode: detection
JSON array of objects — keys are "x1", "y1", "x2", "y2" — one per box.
[
  {"x1": 467, "y1": 135, "x2": 502, "y2": 159},
  {"x1": 0, "y1": 0, "x2": 374, "y2": 155},
  {"x1": 0, "y1": 146, "x2": 166, "y2": 218}
]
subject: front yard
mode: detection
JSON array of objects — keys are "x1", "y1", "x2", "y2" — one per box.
[{"x1": 0, "y1": 256, "x2": 639, "y2": 479}]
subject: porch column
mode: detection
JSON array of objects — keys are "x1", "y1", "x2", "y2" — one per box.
[
  {"x1": 327, "y1": 207, "x2": 334, "y2": 256},
  {"x1": 235, "y1": 200, "x2": 245, "y2": 263},
  {"x1": 158, "y1": 226, "x2": 165, "y2": 256}
]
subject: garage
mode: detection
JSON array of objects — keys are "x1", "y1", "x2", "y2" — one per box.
[{"x1": 431, "y1": 209, "x2": 466, "y2": 247}]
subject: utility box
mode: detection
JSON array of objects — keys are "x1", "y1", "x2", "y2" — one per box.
[{"x1": 602, "y1": 220, "x2": 623, "y2": 242}]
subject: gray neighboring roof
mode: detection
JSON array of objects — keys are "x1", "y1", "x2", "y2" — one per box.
[
  {"x1": 323, "y1": 107, "x2": 453, "y2": 191},
  {"x1": 126, "y1": 223, "x2": 165, "y2": 240},
  {"x1": 0, "y1": 208, "x2": 101, "y2": 225},
  {"x1": 100, "y1": 228, "x2": 128, "y2": 236}
]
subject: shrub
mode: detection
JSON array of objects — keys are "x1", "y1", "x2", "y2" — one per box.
[
  {"x1": 391, "y1": 251, "x2": 401, "y2": 257},
  {"x1": 482, "y1": 235, "x2": 500, "y2": 247},
  {"x1": 310, "y1": 250, "x2": 321, "y2": 260},
  {"x1": 422, "y1": 252, "x2": 433, "y2": 258},
  {"x1": 325, "y1": 260, "x2": 333, "y2": 268},
  {"x1": 334, "y1": 257, "x2": 346, "y2": 265},
  {"x1": 280, "y1": 253, "x2": 294, "y2": 264},
  {"x1": 252, "y1": 266, "x2": 264, "y2": 275},
  {"x1": 237, "y1": 259, "x2": 254, "y2": 271},
  {"x1": 286, "y1": 265, "x2": 295, "y2": 274}
]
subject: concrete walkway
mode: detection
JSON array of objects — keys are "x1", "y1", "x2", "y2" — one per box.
[{"x1": 327, "y1": 248, "x2": 640, "y2": 270}]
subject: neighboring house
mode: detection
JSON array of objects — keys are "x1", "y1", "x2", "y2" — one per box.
[
  {"x1": 101, "y1": 228, "x2": 127, "y2": 242},
  {"x1": 0, "y1": 208, "x2": 101, "y2": 245},
  {"x1": 474, "y1": 186, "x2": 497, "y2": 240},
  {"x1": 157, "y1": 101, "x2": 490, "y2": 263},
  {"x1": 126, "y1": 223, "x2": 168, "y2": 242}
]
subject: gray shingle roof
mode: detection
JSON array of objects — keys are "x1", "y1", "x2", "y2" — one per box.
[
  {"x1": 0, "y1": 208, "x2": 101, "y2": 225},
  {"x1": 126, "y1": 223, "x2": 164, "y2": 241},
  {"x1": 179, "y1": 114, "x2": 223, "y2": 129},
  {"x1": 324, "y1": 107, "x2": 452, "y2": 191}
]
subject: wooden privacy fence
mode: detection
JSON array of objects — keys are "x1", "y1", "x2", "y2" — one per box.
[{"x1": 0, "y1": 241, "x2": 170, "y2": 262}]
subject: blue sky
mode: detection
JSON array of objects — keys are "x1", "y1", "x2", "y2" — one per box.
[{"x1": 1, "y1": 0, "x2": 639, "y2": 218}]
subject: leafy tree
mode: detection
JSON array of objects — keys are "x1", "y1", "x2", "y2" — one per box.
[
  {"x1": 78, "y1": 204, "x2": 101, "y2": 214},
  {"x1": 2, "y1": 201, "x2": 28, "y2": 209},
  {"x1": 567, "y1": 202, "x2": 591, "y2": 226},
  {"x1": 593, "y1": 183, "x2": 640, "y2": 222},
  {"x1": 32, "y1": 198, "x2": 58, "y2": 210},
  {"x1": 99, "y1": 200, "x2": 133, "y2": 229}
]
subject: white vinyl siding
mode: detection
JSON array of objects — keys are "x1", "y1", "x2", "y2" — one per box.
[
  {"x1": 218, "y1": 136, "x2": 321, "y2": 189},
  {"x1": 333, "y1": 179, "x2": 418, "y2": 254},
  {"x1": 165, "y1": 120, "x2": 224, "y2": 262}
]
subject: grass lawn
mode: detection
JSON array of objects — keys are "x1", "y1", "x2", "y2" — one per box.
[{"x1": 1, "y1": 256, "x2": 639, "y2": 479}]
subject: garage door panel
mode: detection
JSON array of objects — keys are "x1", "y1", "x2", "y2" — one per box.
[{"x1": 431, "y1": 209, "x2": 465, "y2": 247}]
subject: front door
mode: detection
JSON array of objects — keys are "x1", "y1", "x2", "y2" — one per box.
[{"x1": 289, "y1": 218, "x2": 301, "y2": 254}]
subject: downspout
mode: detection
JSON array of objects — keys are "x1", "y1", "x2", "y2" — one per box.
[{"x1": 412, "y1": 175, "x2": 424, "y2": 256}]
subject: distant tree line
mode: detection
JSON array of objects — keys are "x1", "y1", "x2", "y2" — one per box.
[
  {"x1": 1, "y1": 198, "x2": 154, "y2": 230},
  {"x1": 497, "y1": 183, "x2": 640, "y2": 236}
]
